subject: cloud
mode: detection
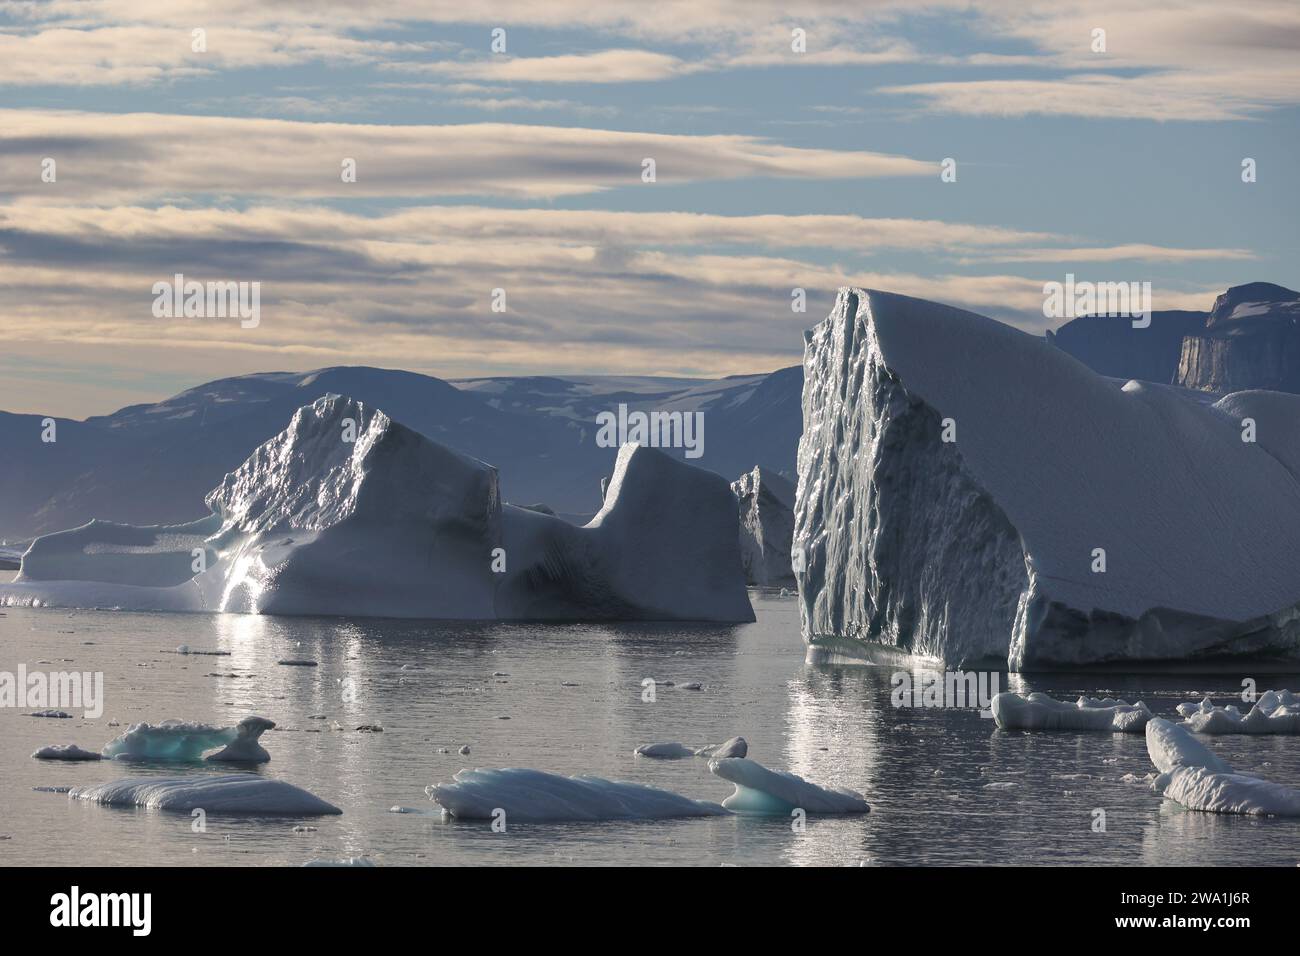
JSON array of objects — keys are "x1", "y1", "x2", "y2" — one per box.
[{"x1": 0, "y1": 109, "x2": 934, "y2": 201}]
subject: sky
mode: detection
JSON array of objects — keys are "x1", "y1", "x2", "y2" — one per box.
[{"x1": 1, "y1": 0, "x2": 1297, "y2": 418}]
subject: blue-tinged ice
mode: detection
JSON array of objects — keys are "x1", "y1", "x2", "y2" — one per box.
[
  {"x1": 69, "y1": 774, "x2": 342, "y2": 815},
  {"x1": 707, "y1": 757, "x2": 870, "y2": 815},
  {"x1": 101, "y1": 715, "x2": 274, "y2": 762}
]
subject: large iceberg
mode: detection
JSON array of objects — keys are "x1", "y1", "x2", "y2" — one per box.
[
  {"x1": 1, "y1": 396, "x2": 753, "y2": 623},
  {"x1": 1146, "y1": 718, "x2": 1300, "y2": 817},
  {"x1": 795, "y1": 288, "x2": 1300, "y2": 670}
]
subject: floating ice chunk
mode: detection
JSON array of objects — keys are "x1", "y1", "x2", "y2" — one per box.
[
  {"x1": 429, "y1": 768, "x2": 728, "y2": 822},
  {"x1": 33, "y1": 744, "x2": 102, "y2": 761},
  {"x1": 101, "y1": 716, "x2": 274, "y2": 763},
  {"x1": 303, "y1": 857, "x2": 376, "y2": 867},
  {"x1": 1145, "y1": 717, "x2": 1233, "y2": 774},
  {"x1": 707, "y1": 758, "x2": 869, "y2": 815},
  {"x1": 695, "y1": 736, "x2": 748, "y2": 759},
  {"x1": 27, "y1": 710, "x2": 73, "y2": 719},
  {"x1": 634, "y1": 742, "x2": 696, "y2": 759},
  {"x1": 69, "y1": 774, "x2": 341, "y2": 815},
  {"x1": 990, "y1": 692, "x2": 1151, "y2": 732},
  {"x1": 1177, "y1": 690, "x2": 1300, "y2": 734},
  {"x1": 1147, "y1": 718, "x2": 1300, "y2": 816}
]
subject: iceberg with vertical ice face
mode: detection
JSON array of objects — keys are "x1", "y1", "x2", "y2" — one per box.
[
  {"x1": 732, "y1": 467, "x2": 796, "y2": 588},
  {"x1": 795, "y1": 288, "x2": 1300, "y2": 670},
  {"x1": 0, "y1": 396, "x2": 753, "y2": 623},
  {"x1": 1146, "y1": 717, "x2": 1300, "y2": 816}
]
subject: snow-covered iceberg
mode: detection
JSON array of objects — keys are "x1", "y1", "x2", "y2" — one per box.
[
  {"x1": 1177, "y1": 689, "x2": 1300, "y2": 734},
  {"x1": 991, "y1": 692, "x2": 1152, "y2": 733},
  {"x1": 707, "y1": 758, "x2": 870, "y2": 814},
  {"x1": 101, "y1": 716, "x2": 275, "y2": 763},
  {"x1": 732, "y1": 467, "x2": 796, "y2": 588},
  {"x1": 1, "y1": 396, "x2": 753, "y2": 623},
  {"x1": 795, "y1": 288, "x2": 1300, "y2": 670},
  {"x1": 428, "y1": 768, "x2": 729, "y2": 822},
  {"x1": 1146, "y1": 718, "x2": 1300, "y2": 816},
  {"x1": 69, "y1": 774, "x2": 342, "y2": 815}
]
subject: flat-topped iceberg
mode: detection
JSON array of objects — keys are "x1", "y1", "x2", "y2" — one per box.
[
  {"x1": 428, "y1": 768, "x2": 729, "y2": 822},
  {"x1": 1146, "y1": 718, "x2": 1300, "y2": 816},
  {"x1": 707, "y1": 757, "x2": 870, "y2": 814},
  {"x1": 795, "y1": 288, "x2": 1300, "y2": 670},
  {"x1": 1177, "y1": 689, "x2": 1300, "y2": 734},
  {"x1": 991, "y1": 692, "x2": 1152, "y2": 733},
  {"x1": 101, "y1": 716, "x2": 275, "y2": 763},
  {"x1": 69, "y1": 774, "x2": 342, "y2": 815},
  {"x1": 1, "y1": 396, "x2": 753, "y2": 623}
]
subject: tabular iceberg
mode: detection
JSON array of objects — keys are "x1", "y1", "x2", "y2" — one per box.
[
  {"x1": 1146, "y1": 718, "x2": 1300, "y2": 817},
  {"x1": 795, "y1": 288, "x2": 1300, "y2": 670},
  {"x1": 1, "y1": 395, "x2": 753, "y2": 623}
]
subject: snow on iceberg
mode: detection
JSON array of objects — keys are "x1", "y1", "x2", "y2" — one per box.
[
  {"x1": 1, "y1": 396, "x2": 753, "y2": 623},
  {"x1": 1177, "y1": 689, "x2": 1300, "y2": 734},
  {"x1": 1146, "y1": 718, "x2": 1300, "y2": 817},
  {"x1": 634, "y1": 736, "x2": 749, "y2": 759},
  {"x1": 795, "y1": 288, "x2": 1300, "y2": 670},
  {"x1": 707, "y1": 757, "x2": 869, "y2": 814},
  {"x1": 69, "y1": 774, "x2": 341, "y2": 815},
  {"x1": 991, "y1": 692, "x2": 1152, "y2": 733},
  {"x1": 428, "y1": 768, "x2": 729, "y2": 822},
  {"x1": 101, "y1": 716, "x2": 274, "y2": 763},
  {"x1": 732, "y1": 467, "x2": 796, "y2": 588},
  {"x1": 32, "y1": 744, "x2": 102, "y2": 761}
]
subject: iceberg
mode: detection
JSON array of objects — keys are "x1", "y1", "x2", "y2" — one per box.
[
  {"x1": 1, "y1": 396, "x2": 753, "y2": 623},
  {"x1": 991, "y1": 692, "x2": 1152, "y2": 733},
  {"x1": 428, "y1": 768, "x2": 729, "y2": 822},
  {"x1": 101, "y1": 716, "x2": 274, "y2": 763},
  {"x1": 634, "y1": 742, "x2": 697, "y2": 759},
  {"x1": 707, "y1": 758, "x2": 869, "y2": 814},
  {"x1": 1177, "y1": 689, "x2": 1300, "y2": 734},
  {"x1": 732, "y1": 467, "x2": 796, "y2": 588},
  {"x1": 69, "y1": 774, "x2": 342, "y2": 815},
  {"x1": 32, "y1": 744, "x2": 102, "y2": 761},
  {"x1": 1146, "y1": 718, "x2": 1300, "y2": 817},
  {"x1": 695, "y1": 736, "x2": 748, "y2": 759},
  {"x1": 795, "y1": 288, "x2": 1300, "y2": 670}
]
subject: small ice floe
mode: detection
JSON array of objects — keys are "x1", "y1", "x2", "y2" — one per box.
[
  {"x1": 32, "y1": 744, "x2": 102, "y2": 761},
  {"x1": 1176, "y1": 690, "x2": 1300, "y2": 735},
  {"x1": 69, "y1": 774, "x2": 342, "y2": 815},
  {"x1": 679, "y1": 682, "x2": 703, "y2": 691},
  {"x1": 35, "y1": 785, "x2": 73, "y2": 793},
  {"x1": 990, "y1": 692, "x2": 1151, "y2": 733},
  {"x1": 355, "y1": 724, "x2": 384, "y2": 733},
  {"x1": 429, "y1": 768, "x2": 729, "y2": 822},
  {"x1": 634, "y1": 742, "x2": 696, "y2": 759},
  {"x1": 695, "y1": 736, "x2": 747, "y2": 759},
  {"x1": 707, "y1": 758, "x2": 870, "y2": 815},
  {"x1": 26, "y1": 710, "x2": 73, "y2": 719},
  {"x1": 101, "y1": 716, "x2": 275, "y2": 763},
  {"x1": 277, "y1": 659, "x2": 318, "y2": 667},
  {"x1": 175, "y1": 646, "x2": 229, "y2": 656},
  {"x1": 1146, "y1": 718, "x2": 1300, "y2": 816},
  {"x1": 635, "y1": 736, "x2": 749, "y2": 760},
  {"x1": 458, "y1": 745, "x2": 470, "y2": 755}
]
